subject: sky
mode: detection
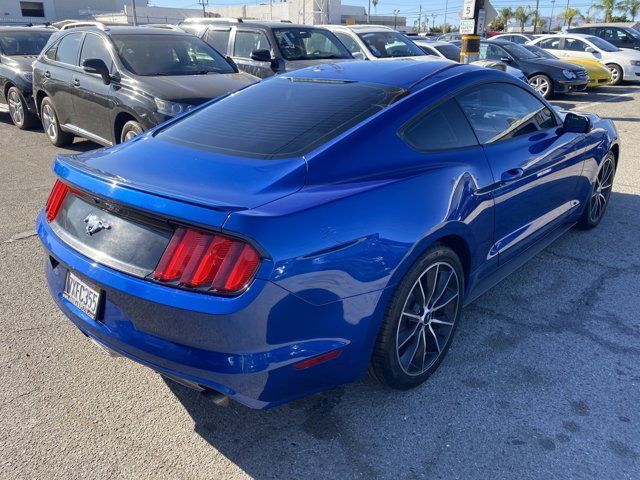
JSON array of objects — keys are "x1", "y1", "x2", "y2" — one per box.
[{"x1": 149, "y1": 0, "x2": 609, "y2": 28}]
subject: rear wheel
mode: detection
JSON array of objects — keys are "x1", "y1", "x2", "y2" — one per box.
[
  {"x1": 7, "y1": 87, "x2": 37, "y2": 130},
  {"x1": 528, "y1": 74, "x2": 553, "y2": 99},
  {"x1": 577, "y1": 152, "x2": 616, "y2": 229},
  {"x1": 40, "y1": 97, "x2": 74, "y2": 147},
  {"x1": 120, "y1": 120, "x2": 144, "y2": 143},
  {"x1": 370, "y1": 245, "x2": 463, "y2": 389},
  {"x1": 606, "y1": 63, "x2": 623, "y2": 85}
]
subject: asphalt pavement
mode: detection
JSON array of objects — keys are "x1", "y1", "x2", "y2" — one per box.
[{"x1": 1, "y1": 86, "x2": 639, "y2": 479}]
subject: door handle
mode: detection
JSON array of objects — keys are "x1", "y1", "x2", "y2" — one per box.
[
  {"x1": 73, "y1": 78, "x2": 80, "y2": 87},
  {"x1": 501, "y1": 168, "x2": 524, "y2": 183},
  {"x1": 44, "y1": 71, "x2": 51, "y2": 78}
]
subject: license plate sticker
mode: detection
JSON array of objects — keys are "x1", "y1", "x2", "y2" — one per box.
[{"x1": 63, "y1": 271, "x2": 102, "y2": 320}]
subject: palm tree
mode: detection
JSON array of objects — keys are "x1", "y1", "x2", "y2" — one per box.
[
  {"x1": 499, "y1": 7, "x2": 513, "y2": 31},
  {"x1": 622, "y1": 0, "x2": 640, "y2": 20},
  {"x1": 535, "y1": 17, "x2": 548, "y2": 32},
  {"x1": 514, "y1": 6, "x2": 533, "y2": 32},
  {"x1": 560, "y1": 7, "x2": 582, "y2": 27},
  {"x1": 592, "y1": 0, "x2": 620, "y2": 22},
  {"x1": 372, "y1": 0, "x2": 379, "y2": 15}
]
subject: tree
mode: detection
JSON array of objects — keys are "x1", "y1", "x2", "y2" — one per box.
[
  {"x1": 622, "y1": 0, "x2": 640, "y2": 20},
  {"x1": 489, "y1": 17, "x2": 505, "y2": 31},
  {"x1": 592, "y1": 0, "x2": 620, "y2": 22},
  {"x1": 583, "y1": 4, "x2": 597, "y2": 23},
  {"x1": 560, "y1": 7, "x2": 582, "y2": 27},
  {"x1": 535, "y1": 17, "x2": 548, "y2": 32},
  {"x1": 514, "y1": 6, "x2": 533, "y2": 32},
  {"x1": 372, "y1": 0, "x2": 379, "y2": 15},
  {"x1": 499, "y1": 7, "x2": 513, "y2": 31}
]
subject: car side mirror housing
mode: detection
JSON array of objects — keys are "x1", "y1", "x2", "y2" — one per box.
[
  {"x1": 500, "y1": 56, "x2": 512, "y2": 64},
  {"x1": 563, "y1": 112, "x2": 592, "y2": 133},
  {"x1": 82, "y1": 58, "x2": 111, "y2": 85},
  {"x1": 250, "y1": 49, "x2": 272, "y2": 62},
  {"x1": 585, "y1": 47, "x2": 596, "y2": 53}
]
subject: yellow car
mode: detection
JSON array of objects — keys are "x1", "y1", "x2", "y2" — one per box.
[{"x1": 524, "y1": 44, "x2": 611, "y2": 87}]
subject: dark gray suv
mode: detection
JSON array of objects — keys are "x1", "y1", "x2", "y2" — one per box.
[
  {"x1": 32, "y1": 25, "x2": 257, "y2": 147},
  {"x1": 197, "y1": 20, "x2": 353, "y2": 78}
]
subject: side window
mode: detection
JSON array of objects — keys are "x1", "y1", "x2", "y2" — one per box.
[
  {"x1": 334, "y1": 32, "x2": 362, "y2": 55},
  {"x1": 480, "y1": 43, "x2": 506, "y2": 61},
  {"x1": 234, "y1": 30, "x2": 270, "y2": 58},
  {"x1": 565, "y1": 38, "x2": 588, "y2": 52},
  {"x1": 44, "y1": 43, "x2": 56, "y2": 60},
  {"x1": 79, "y1": 34, "x2": 114, "y2": 72},
  {"x1": 402, "y1": 99, "x2": 478, "y2": 152},
  {"x1": 539, "y1": 38, "x2": 560, "y2": 49},
  {"x1": 456, "y1": 83, "x2": 558, "y2": 144},
  {"x1": 513, "y1": 36, "x2": 526, "y2": 44},
  {"x1": 55, "y1": 32, "x2": 82, "y2": 65},
  {"x1": 204, "y1": 28, "x2": 230, "y2": 54}
]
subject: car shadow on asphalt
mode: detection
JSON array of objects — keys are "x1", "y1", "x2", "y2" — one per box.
[{"x1": 162, "y1": 191, "x2": 640, "y2": 479}]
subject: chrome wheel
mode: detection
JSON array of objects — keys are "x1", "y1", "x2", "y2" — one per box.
[
  {"x1": 396, "y1": 262, "x2": 460, "y2": 376},
  {"x1": 124, "y1": 130, "x2": 138, "y2": 141},
  {"x1": 42, "y1": 103, "x2": 57, "y2": 140},
  {"x1": 607, "y1": 64, "x2": 621, "y2": 84},
  {"x1": 529, "y1": 75, "x2": 551, "y2": 98},
  {"x1": 8, "y1": 90, "x2": 24, "y2": 126},
  {"x1": 588, "y1": 157, "x2": 614, "y2": 223}
]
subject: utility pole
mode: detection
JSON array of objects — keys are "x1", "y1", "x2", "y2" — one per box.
[
  {"x1": 460, "y1": 0, "x2": 485, "y2": 64},
  {"x1": 198, "y1": 0, "x2": 208, "y2": 18},
  {"x1": 131, "y1": 0, "x2": 138, "y2": 25},
  {"x1": 443, "y1": 0, "x2": 449, "y2": 32},
  {"x1": 563, "y1": 0, "x2": 570, "y2": 27},
  {"x1": 549, "y1": 0, "x2": 556, "y2": 32},
  {"x1": 533, "y1": 0, "x2": 540, "y2": 34},
  {"x1": 367, "y1": 0, "x2": 371, "y2": 23},
  {"x1": 431, "y1": 13, "x2": 436, "y2": 32},
  {"x1": 393, "y1": 9, "x2": 400, "y2": 29},
  {"x1": 417, "y1": 4, "x2": 422, "y2": 33}
]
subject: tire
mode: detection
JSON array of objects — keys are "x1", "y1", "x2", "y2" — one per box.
[
  {"x1": 605, "y1": 63, "x2": 623, "y2": 86},
  {"x1": 120, "y1": 120, "x2": 144, "y2": 144},
  {"x1": 370, "y1": 244, "x2": 464, "y2": 389},
  {"x1": 40, "y1": 97, "x2": 74, "y2": 147},
  {"x1": 528, "y1": 74, "x2": 554, "y2": 99},
  {"x1": 7, "y1": 87, "x2": 37, "y2": 130},
  {"x1": 577, "y1": 152, "x2": 616, "y2": 230}
]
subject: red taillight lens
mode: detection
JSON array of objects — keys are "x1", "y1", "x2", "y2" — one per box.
[
  {"x1": 152, "y1": 227, "x2": 260, "y2": 294},
  {"x1": 45, "y1": 180, "x2": 70, "y2": 222}
]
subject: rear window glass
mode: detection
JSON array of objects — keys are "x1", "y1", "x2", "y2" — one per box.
[{"x1": 157, "y1": 77, "x2": 406, "y2": 159}]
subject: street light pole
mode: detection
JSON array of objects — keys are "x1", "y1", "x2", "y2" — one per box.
[
  {"x1": 443, "y1": 0, "x2": 448, "y2": 32},
  {"x1": 393, "y1": 9, "x2": 400, "y2": 29},
  {"x1": 131, "y1": 0, "x2": 138, "y2": 25},
  {"x1": 564, "y1": 0, "x2": 570, "y2": 27},
  {"x1": 198, "y1": 0, "x2": 208, "y2": 18},
  {"x1": 533, "y1": 0, "x2": 540, "y2": 34},
  {"x1": 549, "y1": 0, "x2": 556, "y2": 32}
]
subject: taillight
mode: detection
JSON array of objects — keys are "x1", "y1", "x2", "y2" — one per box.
[
  {"x1": 152, "y1": 227, "x2": 260, "y2": 295},
  {"x1": 45, "y1": 180, "x2": 70, "y2": 222}
]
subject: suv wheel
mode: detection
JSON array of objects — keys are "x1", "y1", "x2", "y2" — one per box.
[
  {"x1": 120, "y1": 120, "x2": 144, "y2": 143},
  {"x1": 370, "y1": 245, "x2": 464, "y2": 389},
  {"x1": 40, "y1": 98, "x2": 74, "y2": 147},
  {"x1": 7, "y1": 87, "x2": 37, "y2": 130}
]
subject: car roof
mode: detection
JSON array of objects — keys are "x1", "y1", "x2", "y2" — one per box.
[
  {"x1": 59, "y1": 25, "x2": 192, "y2": 36},
  {"x1": 412, "y1": 39, "x2": 453, "y2": 47},
  {"x1": 282, "y1": 59, "x2": 476, "y2": 90},
  {"x1": 326, "y1": 24, "x2": 395, "y2": 33},
  {"x1": 539, "y1": 33, "x2": 593, "y2": 39}
]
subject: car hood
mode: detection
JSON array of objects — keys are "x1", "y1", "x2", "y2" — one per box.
[
  {"x1": 523, "y1": 57, "x2": 582, "y2": 71},
  {"x1": 128, "y1": 72, "x2": 258, "y2": 104},
  {"x1": 603, "y1": 49, "x2": 640, "y2": 61},
  {"x1": 560, "y1": 58, "x2": 610, "y2": 74},
  {"x1": 55, "y1": 132, "x2": 307, "y2": 214},
  {"x1": 2, "y1": 54, "x2": 37, "y2": 72},
  {"x1": 284, "y1": 58, "x2": 352, "y2": 70}
]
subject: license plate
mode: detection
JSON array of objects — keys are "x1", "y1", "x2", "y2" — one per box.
[{"x1": 63, "y1": 271, "x2": 101, "y2": 320}]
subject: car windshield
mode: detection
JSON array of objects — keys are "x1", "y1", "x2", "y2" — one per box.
[
  {"x1": 627, "y1": 28, "x2": 640, "y2": 40},
  {"x1": 434, "y1": 44, "x2": 461, "y2": 61},
  {"x1": 358, "y1": 31, "x2": 426, "y2": 58},
  {"x1": 157, "y1": 77, "x2": 407, "y2": 159},
  {"x1": 0, "y1": 31, "x2": 52, "y2": 55},
  {"x1": 111, "y1": 34, "x2": 235, "y2": 76},
  {"x1": 523, "y1": 44, "x2": 556, "y2": 59},
  {"x1": 273, "y1": 28, "x2": 352, "y2": 60},
  {"x1": 586, "y1": 36, "x2": 620, "y2": 52},
  {"x1": 502, "y1": 43, "x2": 538, "y2": 60}
]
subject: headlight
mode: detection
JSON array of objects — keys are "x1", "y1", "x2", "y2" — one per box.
[
  {"x1": 19, "y1": 71, "x2": 33, "y2": 82},
  {"x1": 154, "y1": 98, "x2": 192, "y2": 116},
  {"x1": 562, "y1": 69, "x2": 577, "y2": 80},
  {"x1": 630, "y1": 60, "x2": 640, "y2": 66}
]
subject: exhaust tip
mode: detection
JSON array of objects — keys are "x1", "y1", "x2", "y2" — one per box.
[{"x1": 201, "y1": 388, "x2": 230, "y2": 407}]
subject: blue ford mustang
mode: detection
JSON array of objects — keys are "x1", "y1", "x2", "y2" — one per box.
[{"x1": 38, "y1": 60, "x2": 619, "y2": 409}]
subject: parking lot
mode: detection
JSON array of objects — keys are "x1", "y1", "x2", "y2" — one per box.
[{"x1": 1, "y1": 84, "x2": 639, "y2": 479}]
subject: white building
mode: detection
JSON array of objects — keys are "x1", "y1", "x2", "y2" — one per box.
[{"x1": 0, "y1": 0, "x2": 145, "y2": 25}]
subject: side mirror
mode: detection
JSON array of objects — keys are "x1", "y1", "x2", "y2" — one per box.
[
  {"x1": 563, "y1": 112, "x2": 592, "y2": 133},
  {"x1": 585, "y1": 46, "x2": 596, "y2": 53},
  {"x1": 82, "y1": 58, "x2": 110, "y2": 85},
  {"x1": 500, "y1": 56, "x2": 512, "y2": 64},
  {"x1": 250, "y1": 49, "x2": 272, "y2": 62}
]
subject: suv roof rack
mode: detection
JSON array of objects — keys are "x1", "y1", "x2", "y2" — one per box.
[
  {"x1": 59, "y1": 21, "x2": 108, "y2": 31},
  {"x1": 140, "y1": 24, "x2": 184, "y2": 31},
  {"x1": 182, "y1": 17, "x2": 243, "y2": 24}
]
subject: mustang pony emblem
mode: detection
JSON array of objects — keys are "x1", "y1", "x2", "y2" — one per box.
[{"x1": 83, "y1": 214, "x2": 111, "y2": 236}]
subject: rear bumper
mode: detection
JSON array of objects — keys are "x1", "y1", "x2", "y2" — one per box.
[{"x1": 37, "y1": 212, "x2": 381, "y2": 409}]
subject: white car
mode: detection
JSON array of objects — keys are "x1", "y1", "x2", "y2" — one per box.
[
  {"x1": 530, "y1": 33, "x2": 640, "y2": 85},
  {"x1": 489, "y1": 33, "x2": 537, "y2": 44},
  {"x1": 324, "y1": 25, "x2": 432, "y2": 61}
]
